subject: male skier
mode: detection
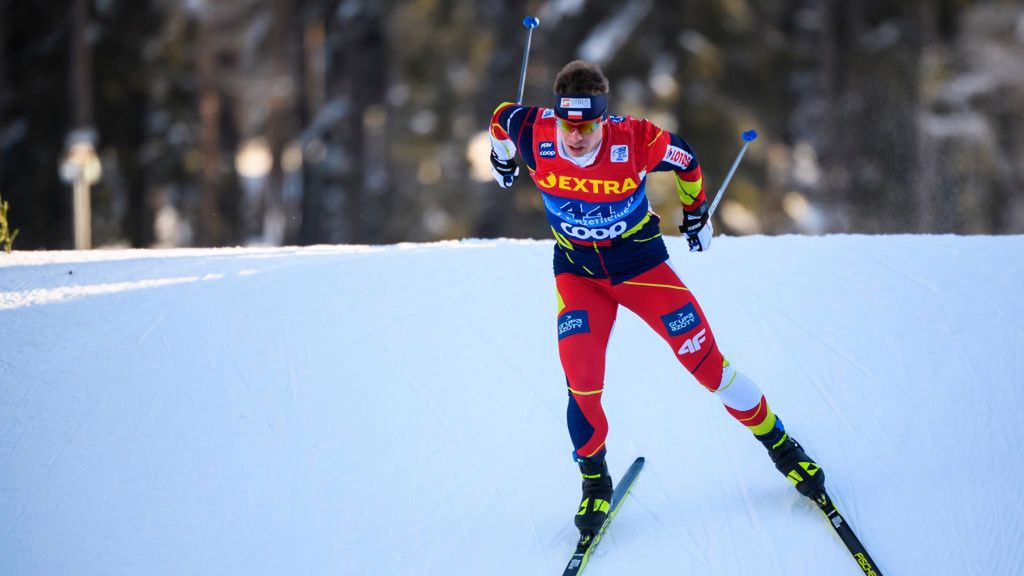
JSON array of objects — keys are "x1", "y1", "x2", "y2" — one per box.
[{"x1": 488, "y1": 60, "x2": 825, "y2": 536}]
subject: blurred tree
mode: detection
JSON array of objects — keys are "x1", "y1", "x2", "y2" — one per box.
[
  {"x1": 2, "y1": 1, "x2": 74, "y2": 248},
  {"x1": 329, "y1": 1, "x2": 389, "y2": 244},
  {"x1": 93, "y1": 0, "x2": 161, "y2": 247},
  {"x1": 2, "y1": 0, "x2": 1022, "y2": 250},
  {"x1": 0, "y1": 0, "x2": 7, "y2": 205}
]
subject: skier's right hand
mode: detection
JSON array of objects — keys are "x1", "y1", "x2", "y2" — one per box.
[{"x1": 490, "y1": 150, "x2": 519, "y2": 188}]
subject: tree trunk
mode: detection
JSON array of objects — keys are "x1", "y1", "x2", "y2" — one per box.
[
  {"x1": 263, "y1": 0, "x2": 291, "y2": 245},
  {"x1": 298, "y1": 14, "x2": 326, "y2": 245},
  {"x1": 70, "y1": 0, "x2": 94, "y2": 129},
  {"x1": 0, "y1": 0, "x2": 7, "y2": 110},
  {"x1": 196, "y1": 11, "x2": 222, "y2": 246}
]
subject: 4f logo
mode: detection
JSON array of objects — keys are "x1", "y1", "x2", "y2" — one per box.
[{"x1": 677, "y1": 329, "x2": 707, "y2": 355}]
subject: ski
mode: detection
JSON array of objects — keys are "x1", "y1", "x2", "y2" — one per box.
[
  {"x1": 561, "y1": 456, "x2": 645, "y2": 576},
  {"x1": 814, "y1": 491, "x2": 883, "y2": 576}
]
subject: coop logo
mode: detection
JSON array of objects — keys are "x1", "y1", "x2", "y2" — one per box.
[
  {"x1": 559, "y1": 97, "x2": 591, "y2": 109},
  {"x1": 536, "y1": 173, "x2": 639, "y2": 195},
  {"x1": 539, "y1": 141, "x2": 556, "y2": 158},
  {"x1": 558, "y1": 310, "x2": 590, "y2": 340},
  {"x1": 663, "y1": 145, "x2": 693, "y2": 170},
  {"x1": 676, "y1": 329, "x2": 707, "y2": 356},
  {"x1": 560, "y1": 221, "x2": 628, "y2": 241},
  {"x1": 661, "y1": 303, "x2": 702, "y2": 337},
  {"x1": 610, "y1": 145, "x2": 629, "y2": 163}
]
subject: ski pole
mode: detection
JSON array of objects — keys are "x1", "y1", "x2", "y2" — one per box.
[
  {"x1": 708, "y1": 129, "x2": 758, "y2": 218},
  {"x1": 516, "y1": 16, "x2": 541, "y2": 105}
]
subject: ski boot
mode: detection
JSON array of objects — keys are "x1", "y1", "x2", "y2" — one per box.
[
  {"x1": 574, "y1": 455, "x2": 614, "y2": 535},
  {"x1": 756, "y1": 418, "x2": 825, "y2": 499}
]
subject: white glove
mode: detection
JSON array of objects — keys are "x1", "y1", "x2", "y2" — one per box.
[
  {"x1": 680, "y1": 205, "x2": 713, "y2": 252},
  {"x1": 490, "y1": 150, "x2": 519, "y2": 188},
  {"x1": 688, "y1": 219, "x2": 713, "y2": 252},
  {"x1": 489, "y1": 133, "x2": 519, "y2": 188}
]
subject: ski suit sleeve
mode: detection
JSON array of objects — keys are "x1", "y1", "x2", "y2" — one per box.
[
  {"x1": 639, "y1": 121, "x2": 707, "y2": 217},
  {"x1": 490, "y1": 103, "x2": 539, "y2": 171}
]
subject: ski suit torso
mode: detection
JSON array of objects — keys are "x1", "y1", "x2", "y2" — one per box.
[{"x1": 490, "y1": 103, "x2": 706, "y2": 283}]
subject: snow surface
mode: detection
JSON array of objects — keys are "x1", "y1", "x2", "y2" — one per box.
[{"x1": 2, "y1": 235, "x2": 1023, "y2": 575}]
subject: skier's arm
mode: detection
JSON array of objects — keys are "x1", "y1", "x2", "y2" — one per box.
[
  {"x1": 489, "y1": 103, "x2": 539, "y2": 187},
  {"x1": 644, "y1": 127, "x2": 706, "y2": 211},
  {"x1": 642, "y1": 123, "x2": 712, "y2": 251}
]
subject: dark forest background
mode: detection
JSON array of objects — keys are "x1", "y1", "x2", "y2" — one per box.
[{"x1": 2, "y1": 0, "x2": 1023, "y2": 250}]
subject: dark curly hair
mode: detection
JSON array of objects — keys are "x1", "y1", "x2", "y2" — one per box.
[{"x1": 553, "y1": 60, "x2": 609, "y2": 95}]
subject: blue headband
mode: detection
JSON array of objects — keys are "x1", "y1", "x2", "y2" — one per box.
[{"x1": 554, "y1": 93, "x2": 608, "y2": 122}]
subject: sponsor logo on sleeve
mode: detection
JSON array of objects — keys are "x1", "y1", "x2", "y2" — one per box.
[
  {"x1": 608, "y1": 115, "x2": 625, "y2": 123},
  {"x1": 663, "y1": 145, "x2": 693, "y2": 169},
  {"x1": 559, "y1": 97, "x2": 592, "y2": 109},
  {"x1": 541, "y1": 108, "x2": 555, "y2": 118},
  {"x1": 661, "y1": 303, "x2": 702, "y2": 337},
  {"x1": 610, "y1": 145, "x2": 629, "y2": 163},
  {"x1": 539, "y1": 141, "x2": 556, "y2": 158},
  {"x1": 558, "y1": 310, "x2": 590, "y2": 340}
]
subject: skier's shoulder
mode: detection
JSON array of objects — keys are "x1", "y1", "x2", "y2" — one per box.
[{"x1": 605, "y1": 114, "x2": 663, "y2": 142}]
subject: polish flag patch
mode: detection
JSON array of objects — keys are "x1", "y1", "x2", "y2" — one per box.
[{"x1": 567, "y1": 110, "x2": 583, "y2": 119}]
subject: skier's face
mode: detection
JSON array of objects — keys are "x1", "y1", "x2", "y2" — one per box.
[{"x1": 556, "y1": 117, "x2": 604, "y2": 158}]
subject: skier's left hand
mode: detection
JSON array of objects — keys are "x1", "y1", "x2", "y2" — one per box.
[{"x1": 680, "y1": 205, "x2": 713, "y2": 252}]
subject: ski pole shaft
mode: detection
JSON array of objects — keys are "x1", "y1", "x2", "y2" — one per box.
[
  {"x1": 516, "y1": 16, "x2": 540, "y2": 104},
  {"x1": 708, "y1": 130, "x2": 758, "y2": 218}
]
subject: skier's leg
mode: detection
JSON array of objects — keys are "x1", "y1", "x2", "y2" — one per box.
[
  {"x1": 555, "y1": 272, "x2": 619, "y2": 460},
  {"x1": 613, "y1": 261, "x2": 777, "y2": 434},
  {"x1": 615, "y1": 261, "x2": 825, "y2": 497},
  {"x1": 555, "y1": 273, "x2": 619, "y2": 534}
]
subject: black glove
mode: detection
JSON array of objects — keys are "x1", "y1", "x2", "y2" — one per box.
[
  {"x1": 490, "y1": 150, "x2": 519, "y2": 188},
  {"x1": 679, "y1": 203, "x2": 713, "y2": 252}
]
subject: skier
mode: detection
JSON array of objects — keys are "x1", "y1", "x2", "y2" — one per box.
[{"x1": 488, "y1": 60, "x2": 826, "y2": 536}]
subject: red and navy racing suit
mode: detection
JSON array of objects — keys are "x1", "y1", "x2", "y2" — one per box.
[{"x1": 491, "y1": 103, "x2": 778, "y2": 460}]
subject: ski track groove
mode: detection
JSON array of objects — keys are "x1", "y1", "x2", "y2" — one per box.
[
  {"x1": 864, "y1": 250, "x2": 942, "y2": 297},
  {"x1": 760, "y1": 297, "x2": 877, "y2": 384},
  {"x1": 727, "y1": 446, "x2": 787, "y2": 576},
  {"x1": 490, "y1": 345, "x2": 563, "y2": 426},
  {"x1": 738, "y1": 296, "x2": 860, "y2": 439},
  {"x1": 0, "y1": 505, "x2": 25, "y2": 552}
]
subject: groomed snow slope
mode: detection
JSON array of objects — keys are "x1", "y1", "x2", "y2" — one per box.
[{"x1": 2, "y1": 235, "x2": 1023, "y2": 576}]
